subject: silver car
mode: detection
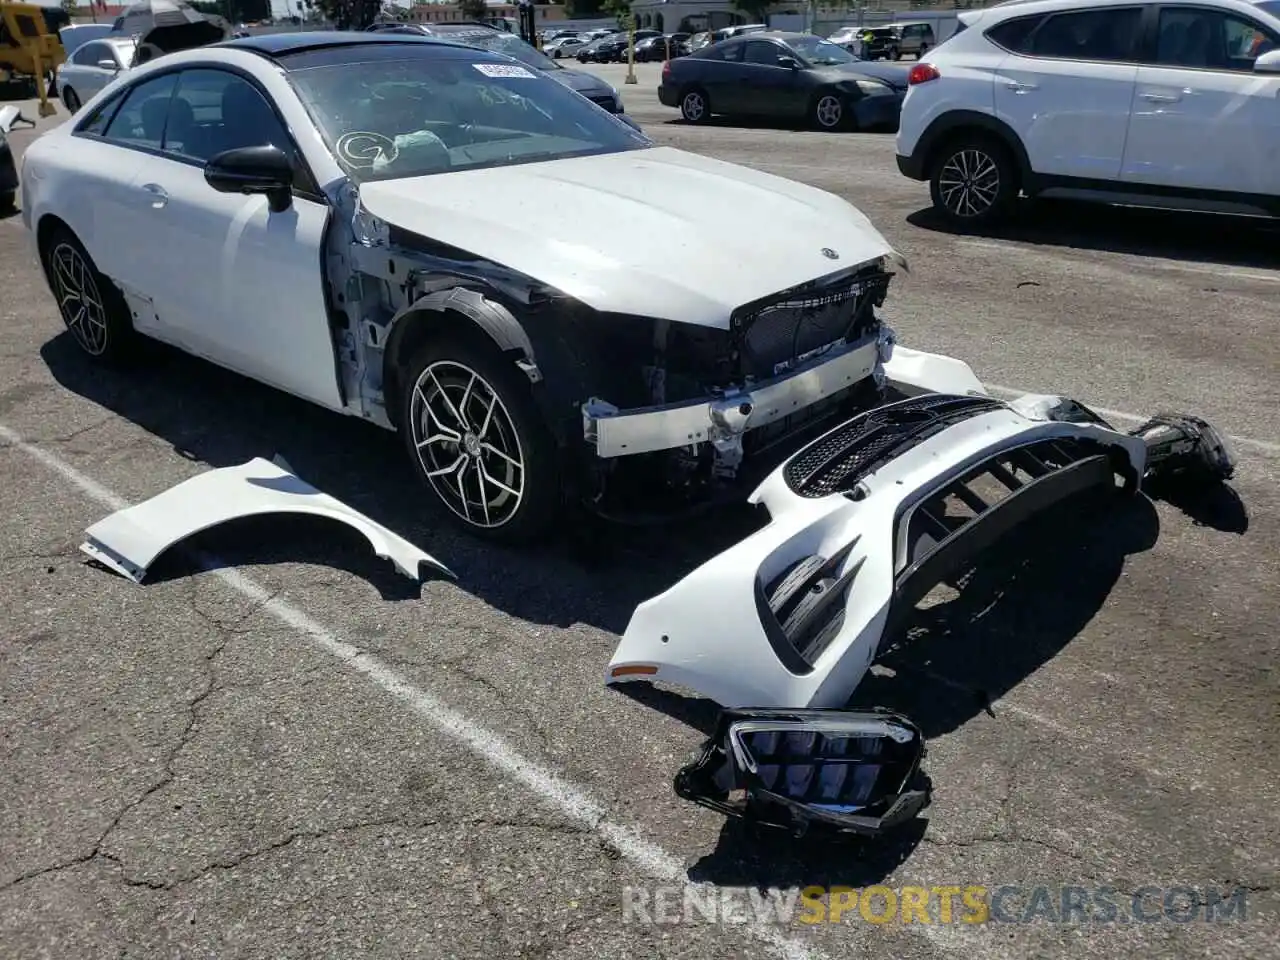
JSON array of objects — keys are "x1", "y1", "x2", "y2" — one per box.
[{"x1": 56, "y1": 37, "x2": 139, "y2": 114}]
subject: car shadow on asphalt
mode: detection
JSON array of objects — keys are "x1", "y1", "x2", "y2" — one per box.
[
  {"x1": 907, "y1": 200, "x2": 1280, "y2": 272},
  {"x1": 40, "y1": 333, "x2": 763, "y2": 627},
  {"x1": 664, "y1": 115, "x2": 898, "y2": 135}
]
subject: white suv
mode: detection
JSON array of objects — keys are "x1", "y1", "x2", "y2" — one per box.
[{"x1": 895, "y1": 0, "x2": 1280, "y2": 225}]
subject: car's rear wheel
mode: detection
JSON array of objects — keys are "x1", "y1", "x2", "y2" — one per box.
[
  {"x1": 929, "y1": 134, "x2": 1018, "y2": 227},
  {"x1": 40, "y1": 225, "x2": 139, "y2": 363},
  {"x1": 399, "y1": 331, "x2": 561, "y2": 543},
  {"x1": 0, "y1": 190, "x2": 15, "y2": 216},
  {"x1": 810, "y1": 92, "x2": 848, "y2": 131},
  {"x1": 680, "y1": 86, "x2": 710, "y2": 123},
  {"x1": 61, "y1": 86, "x2": 80, "y2": 113}
]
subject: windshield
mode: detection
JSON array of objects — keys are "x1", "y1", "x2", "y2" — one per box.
[
  {"x1": 288, "y1": 52, "x2": 650, "y2": 183},
  {"x1": 789, "y1": 35, "x2": 857, "y2": 65},
  {"x1": 436, "y1": 29, "x2": 559, "y2": 70}
]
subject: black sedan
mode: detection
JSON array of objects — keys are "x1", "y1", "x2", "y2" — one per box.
[
  {"x1": 658, "y1": 31, "x2": 909, "y2": 132},
  {"x1": 584, "y1": 29, "x2": 661, "y2": 63},
  {"x1": 635, "y1": 33, "x2": 689, "y2": 62}
]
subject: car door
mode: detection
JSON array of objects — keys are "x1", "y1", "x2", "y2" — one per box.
[
  {"x1": 125, "y1": 66, "x2": 343, "y2": 411},
  {"x1": 739, "y1": 39, "x2": 804, "y2": 116},
  {"x1": 700, "y1": 39, "x2": 748, "y2": 112},
  {"x1": 1120, "y1": 4, "x2": 1280, "y2": 194},
  {"x1": 992, "y1": 5, "x2": 1144, "y2": 179},
  {"x1": 69, "y1": 71, "x2": 181, "y2": 312}
]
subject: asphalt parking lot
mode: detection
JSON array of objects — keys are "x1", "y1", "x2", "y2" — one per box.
[{"x1": 1, "y1": 62, "x2": 1277, "y2": 960}]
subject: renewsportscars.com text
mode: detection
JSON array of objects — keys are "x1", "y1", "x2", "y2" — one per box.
[{"x1": 621, "y1": 884, "x2": 1251, "y2": 926}]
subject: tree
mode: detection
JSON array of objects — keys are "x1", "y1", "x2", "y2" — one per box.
[
  {"x1": 312, "y1": 0, "x2": 381, "y2": 29},
  {"x1": 731, "y1": 0, "x2": 772, "y2": 22},
  {"x1": 457, "y1": 0, "x2": 488, "y2": 20}
]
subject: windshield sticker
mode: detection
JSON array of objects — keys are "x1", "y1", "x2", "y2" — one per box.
[
  {"x1": 336, "y1": 131, "x2": 399, "y2": 168},
  {"x1": 473, "y1": 63, "x2": 537, "y2": 79}
]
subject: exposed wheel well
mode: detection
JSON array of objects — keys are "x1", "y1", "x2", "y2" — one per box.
[
  {"x1": 36, "y1": 213, "x2": 72, "y2": 257},
  {"x1": 381, "y1": 290, "x2": 538, "y2": 431}
]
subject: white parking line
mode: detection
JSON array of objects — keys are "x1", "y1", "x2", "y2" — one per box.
[
  {"x1": 0, "y1": 421, "x2": 825, "y2": 960},
  {"x1": 986, "y1": 384, "x2": 1280, "y2": 456}
]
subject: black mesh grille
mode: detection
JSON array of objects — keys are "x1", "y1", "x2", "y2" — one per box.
[
  {"x1": 783, "y1": 394, "x2": 1005, "y2": 497},
  {"x1": 737, "y1": 272, "x2": 886, "y2": 376}
]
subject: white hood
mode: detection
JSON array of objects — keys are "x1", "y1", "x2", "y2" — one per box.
[{"x1": 357, "y1": 146, "x2": 900, "y2": 329}]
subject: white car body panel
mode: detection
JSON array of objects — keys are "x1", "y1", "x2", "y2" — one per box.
[
  {"x1": 81, "y1": 457, "x2": 453, "y2": 583},
  {"x1": 1122, "y1": 63, "x2": 1280, "y2": 194},
  {"x1": 607, "y1": 401, "x2": 1147, "y2": 710},
  {"x1": 358, "y1": 146, "x2": 900, "y2": 329},
  {"x1": 992, "y1": 54, "x2": 1137, "y2": 180}
]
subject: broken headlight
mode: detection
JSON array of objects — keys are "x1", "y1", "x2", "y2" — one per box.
[{"x1": 674, "y1": 708, "x2": 930, "y2": 838}]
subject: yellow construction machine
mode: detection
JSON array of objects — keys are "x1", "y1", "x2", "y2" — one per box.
[{"x1": 0, "y1": 2, "x2": 66, "y2": 118}]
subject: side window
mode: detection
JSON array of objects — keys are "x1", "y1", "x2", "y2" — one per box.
[
  {"x1": 70, "y1": 42, "x2": 103, "y2": 66},
  {"x1": 164, "y1": 69, "x2": 289, "y2": 164},
  {"x1": 719, "y1": 40, "x2": 745, "y2": 62},
  {"x1": 1155, "y1": 7, "x2": 1279, "y2": 70},
  {"x1": 986, "y1": 15, "x2": 1046, "y2": 53},
  {"x1": 744, "y1": 40, "x2": 781, "y2": 65},
  {"x1": 1028, "y1": 7, "x2": 1143, "y2": 61},
  {"x1": 101, "y1": 73, "x2": 179, "y2": 151},
  {"x1": 76, "y1": 89, "x2": 126, "y2": 136}
]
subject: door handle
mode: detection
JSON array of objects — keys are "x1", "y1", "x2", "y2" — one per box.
[
  {"x1": 140, "y1": 182, "x2": 168, "y2": 208},
  {"x1": 1140, "y1": 92, "x2": 1181, "y2": 103},
  {"x1": 1005, "y1": 80, "x2": 1038, "y2": 92}
]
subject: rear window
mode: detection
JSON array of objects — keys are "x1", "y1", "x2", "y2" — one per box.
[{"x1": 986, "y1": 14, "x2": 1045, "y2": 53}]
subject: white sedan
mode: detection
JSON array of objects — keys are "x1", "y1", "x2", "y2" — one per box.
[
  {"x1": 544, "y1": 35, "x2": 588, "y2": 58},
  {"x1": 55, "y1": 35, "x2": 139, "y2": 113},
  {"x1": 23, "y1": 30, "x2": 1222, "y2": 551}
]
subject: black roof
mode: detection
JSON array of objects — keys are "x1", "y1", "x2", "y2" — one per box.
[{"x1": 220, "y1": 30, "x2": 449, "y2": 56}]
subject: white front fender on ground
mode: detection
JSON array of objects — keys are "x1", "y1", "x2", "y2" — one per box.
[{"x1": 81, "y1": 456, "x2": 453, "y2": 583}]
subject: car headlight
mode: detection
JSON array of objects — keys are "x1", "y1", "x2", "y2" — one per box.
[{"x1": 856, "y1": 80, "x2": 894, "y2": 96}]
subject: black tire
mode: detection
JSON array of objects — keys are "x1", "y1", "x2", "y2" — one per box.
[
  {"x1": 0, "y1": 190, "x2": 14, "y2": 216},
  {"x1": 890, "y1": 47, "x2": 901, "y2": 61},
  {"x1": 918, "y1": 44, "x2": 929, "y2": 58},
  {"x1": 680, "y1": 85, "x2": 711, "y2": 123},
  {"x1": 40, "y1": 225, "x2": 141, "y2": 363},
  {"x1": 61, "y1": 86, "x2": 80, "y2": 113},
  {"x1": 398, "y1": 329, "x2": 561, "y2": 544},
  {"x1": 810, "y1": 90, "x2": 849, "y2": 131},
  {"x1": 928, "y1": 133, "x2": 1019, "y2": 228}
]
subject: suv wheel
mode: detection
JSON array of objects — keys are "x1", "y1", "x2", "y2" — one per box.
[
  {"x1": 929, "y1": 134, "x2": 1018, "y2": 227},
  {"x1": 890, "y1": 46, "x2": 901, "y2": 60}
]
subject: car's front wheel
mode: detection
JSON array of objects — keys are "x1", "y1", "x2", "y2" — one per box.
[
  {"x1": 680, "y1": 86, "x2": 710, "y2": 123},
  {"x1": 399, "y1": 332, "x2": 561, "y2": 543},
  {"x1": 929, "y1": 134, "x2": 1018, "y2": 227},
  {"x1": 40, "y1": 225, "x2": 140, "y2": 363},
  {"x1": 810, "y1": 91, "x2": 849, "y2": 131}
]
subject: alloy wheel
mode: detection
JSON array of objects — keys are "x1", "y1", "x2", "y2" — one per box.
[
  {"x1": 682, "y1": 91, "x2": 706, "y2": 121},
  {"x1": 815, "y1": 95, "x2": 843, "y2": 129},
  {"x1": 937, "y1": 148, "x2": 1000, "y2": 218},
  {"x1": 50, "y1": 241, "x2": 108, "y2": 355},
  {"x1": 409, "y1": 359, "x2": 526, "y2": 529}
]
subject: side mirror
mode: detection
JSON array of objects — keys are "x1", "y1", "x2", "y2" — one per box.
[
  {"x1": 204, "y1": 144, "x2": 294, "y2": 213},
  {"x1": 97, "y1": 59, "x2": 120, "y2": 71},
  {"x1": 673, "y1": 708, "x2": 931, "y2": 838},
  {"x1": 1253, "y1": 48, "x2": 1280, "y2": 73},
  {"x1": 777, "y1": 56, "x2": 800, "y2": 70}
]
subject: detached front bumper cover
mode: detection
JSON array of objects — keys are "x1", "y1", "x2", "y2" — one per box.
[{"x1": 675, "y1": 708, "x2": 930, "y2": 838}]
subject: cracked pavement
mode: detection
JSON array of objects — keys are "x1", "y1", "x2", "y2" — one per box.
[{"x1": 1, "y1": 69, "x2": 1278, "y2": 959}]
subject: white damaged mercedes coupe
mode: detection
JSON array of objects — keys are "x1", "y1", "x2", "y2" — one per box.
[{"x1": 21, "y1": 32, "x2": 1231, "y2": 552}]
